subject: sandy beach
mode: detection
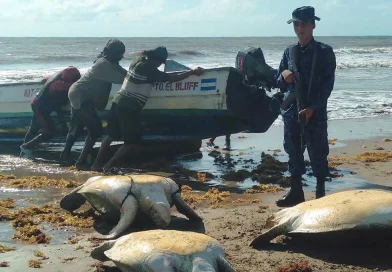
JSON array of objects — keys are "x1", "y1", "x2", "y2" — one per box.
[{"x1": 1, "y1": 116, "x2": 392, "y2": 272}]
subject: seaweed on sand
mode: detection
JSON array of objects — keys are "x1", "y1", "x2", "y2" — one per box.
[
  {"x1": 0, "y1": 174, "x2": 80, "y2": 189},
  {"x1": 0, "y1": 198, "x2": 15, "y2": 209},
  {"x1": 28, "y1": 259, "x2": 42, "y2": 268},
  {"x1": 12, "y1": 224, "x2": 51, "y2": 244},
  {"x1": 0, "y1": 244, "x2": 15, "y2": 253},
  {"x1": 0, "y1": 206, "x2": 15, "y2": 221},
  {"x1": 276, "y1": 261, "x2": 312, "y2": 272},
  {"x1": 245, "y1": 184, "x2": 284, "y2": 194}
]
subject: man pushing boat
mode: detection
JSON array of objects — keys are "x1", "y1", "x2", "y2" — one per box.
[{"x1": 20, "y1": 66, "x2": 81, "y2": 157}]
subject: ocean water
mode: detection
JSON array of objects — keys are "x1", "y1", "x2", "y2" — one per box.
[{"x1": 1, "y1": 36, "x2": 392, "y2": 123}]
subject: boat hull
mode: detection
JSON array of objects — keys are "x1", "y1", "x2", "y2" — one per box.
[{"x1": 0, "y1": 67, "x2": 280, "y2": 142}]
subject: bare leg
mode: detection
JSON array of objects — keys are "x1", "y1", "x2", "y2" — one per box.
[
  {"x1": 103, "y1": 143, "x2": 136, "y2": 172},
  {"x1": 223, "y1": 134, "x2": 231, "y2": 151},
  {"x1": 206, "y1": 137, "x2": 218, "y2": 148},
  {"x1": 91, "y1": 136, "x2": 113, "y2": 172}
]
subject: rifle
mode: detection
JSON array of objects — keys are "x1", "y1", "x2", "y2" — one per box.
[
  {"x1": 294, "y1": 70, "x2": 307, "y2": 151},
  {"x1": 286, "y1": 45, "x2": 318, "y2": 151}
]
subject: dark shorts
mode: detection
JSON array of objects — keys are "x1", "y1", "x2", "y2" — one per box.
[
  {"x1": 68, "y1": 104, "x2": 103, "y2": 139},
  {"x1": 31, "y1": 97, "x2": 56, "y2": 136},
  {"x1": 106, "y1": 102, "x2": 142, "y2": 145}
]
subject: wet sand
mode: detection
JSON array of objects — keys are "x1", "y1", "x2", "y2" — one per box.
[
  {"x1": 1, "y1": 116, "x2": 392, "y2": 271},
  {"x1": 329, "y1": 136, "x2": 392, "y2": 188},
  {"x1": 1, "y1": 189, "x2": 391, "y2": 272}
]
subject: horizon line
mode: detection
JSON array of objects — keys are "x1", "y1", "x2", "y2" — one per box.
[{"x1": 1, "y1": 35, "x2": 392, "y2": 38}]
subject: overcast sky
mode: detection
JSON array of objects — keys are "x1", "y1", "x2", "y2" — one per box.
[{"x1": 0, "y1": 0, "x2": 390, "y2": 37}]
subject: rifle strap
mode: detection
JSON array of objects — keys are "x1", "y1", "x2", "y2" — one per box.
[
  {"x1": 307, "y1": 45, "x2": 318, "y2": 102},
  {"x1": 285, "y1": 43, "x2": 318, "y2": 106}
]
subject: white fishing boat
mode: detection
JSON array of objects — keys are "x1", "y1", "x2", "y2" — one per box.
[{"x1": 0, "y1": 57, "x2": 281, "y2": 142}]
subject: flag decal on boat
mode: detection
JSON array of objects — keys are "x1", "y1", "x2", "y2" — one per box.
[{"x1": 200, "y1": 78, "x2": 217, "y2": 91}]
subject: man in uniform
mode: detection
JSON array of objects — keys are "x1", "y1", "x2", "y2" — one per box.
[{"x1": 275, "y1": 6, "x2": 336, "y2": 207}]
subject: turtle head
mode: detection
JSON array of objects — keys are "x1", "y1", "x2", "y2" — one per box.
[
  {"x1": 90, "y1": 240, "x2": 116, "y2": 261},
  {"x1": 150, "y1": 202, "x2": 171, "y2": 227}
]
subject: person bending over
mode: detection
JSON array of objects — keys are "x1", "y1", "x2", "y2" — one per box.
[{"x1": 91, "y1": 46, "x2": 204, "y2": 172}]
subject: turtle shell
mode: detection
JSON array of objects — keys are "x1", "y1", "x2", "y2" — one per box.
[
  {"x1": 103, "y1": 230, "x2": 221, "y2": 265},
  {"x1": 274, "y1": 189, "x2": 392, "y2": 234}
]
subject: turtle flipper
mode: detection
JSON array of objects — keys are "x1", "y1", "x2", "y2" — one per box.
[
  {"x1": 90, "y1": 240, "x2": 116, "y2": 261},
  {"x1": 94, "y1": 195, "x2": 138, "y2": 240},
  {"x1": 216, "y1": 255, "x2": 236, "y2": 272},
  {"x1": 249, "y1": 224, "x2": 285, "y2": 248},
  {"x1": 172, "y1": 193, "x2": 202, "y2": 221}
]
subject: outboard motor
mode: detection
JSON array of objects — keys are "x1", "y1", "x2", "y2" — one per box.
[
  {"x1": 226, "y1": 47, "x2": 282, "y2": 133},
  {"x1": 235, "y1": 47, "x2": 277, "y2": 92}
]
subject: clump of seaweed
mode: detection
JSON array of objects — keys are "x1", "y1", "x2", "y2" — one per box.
[
  {"x1": 13, "y1": 204, "x2": 57, "y2": 217},
  {"x1": 67, "y1": 236, "x2": 80, "y2": 244},
  {"x1": 181, "y1": 185, "x2": 192, "y2": 192},
  {"x1": 329, "y1": 151, "x2": 392, "y2": 165},
  {"x1": 12, "y1": 204, "x2": 95, "y2": 229},
  {"x1": 181, "y1": 185, "x2": 281, "y2": 208},
  {"x1": 0, "y1": 206, "x2": 15, "y2": 221},
  {"x1": 0, "y1": 174, "x2": 79, "y2": 189},
  {"x1": 34, "y1": 251, "x2": 48, "y2": 260},
  {"x1": 0, "y1": 244, "x2": 15, "y2": 253},
  {"x1": 257, "y1": 152, "x2": 287, "y2": 172},
  {"x1": 39, "y1": 212, "x2": 94, "y2": 228},
  {"x1": 11, "y1": 215, "x2": 37, "y2": 228},
  {"x1": 220, "y1": 152, "x2": 288, "y2": 187},
  {"x1": 0, "y1": 198, "x2": 15, "y2": 209},
  {"x1": 179, "y1": 168, "x2": 215, "y2": 182},
  {"x1": 28, "y1": 259, "x2": 42, "y2": 268},
  {"x1": 0, "y1": 174, "x2": 16, "y2": 180},
  {"x1": 205, "y1": 188, "x2": 231, "y2": 205},
  {"x1": 12, "y1": 225, "x2": 51, "y2": 244},
  {"x1": 328, "y1": 161, "x2": 340, "y2": 171},
  {"x1": 245, "y1": 184, "x2": 284, "y2": 194},
  {"x1": 276, "y1": 261, "x2": 312, "y2": 272},
  {"x1": 181, "y1": 186, "x2": 231, "y2": 207}
]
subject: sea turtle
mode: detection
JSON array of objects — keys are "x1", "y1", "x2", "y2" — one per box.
[
  {"x1": 91, "y1": 229, "x2": 236, "y2": 272},
  {"x1": 250, "y1": 189, "x2": 392, "y2": 247},
  {"x1": 59, "y1": 174, "x2": 202, "y2": 239}
]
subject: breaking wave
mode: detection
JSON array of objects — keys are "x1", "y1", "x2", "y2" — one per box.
[
  {"x1": 335, "y1": 47, "x2": 392, "y2": 54},
  {"x1": 128, "y1": 50, "x2": 203, "y2": 58},
  {"x1": 337, "y1": 60, "x2": 392, "y2": 69}
]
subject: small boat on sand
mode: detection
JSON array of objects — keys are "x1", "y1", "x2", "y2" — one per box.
[{"x1": 0, "y1": 56, "x2": 281, "y2": 144}]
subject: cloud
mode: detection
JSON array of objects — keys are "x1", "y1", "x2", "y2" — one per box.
[
  {"x1": 0, "y1": 0, "x2": 164, "y2": 22},
  {"x1": 1, "y1": 0, "x2": 390, "y2": 37},
  {"x1": 162, "y1": 0, "x2": 273, "y2": 23}
]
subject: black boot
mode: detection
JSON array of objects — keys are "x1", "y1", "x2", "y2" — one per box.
[
  {"x1": 276, "y1": 175, "x2": 305, "y2": 207},
  {"x1": 60, "y1": 135, "x2": 77, "y2": 161},
  {"x1": 75, "y1": 136, "x2": 95, "y2": 170},
  {"x1": 316, "y1": 176, "x2": 326, "y2": 199}
]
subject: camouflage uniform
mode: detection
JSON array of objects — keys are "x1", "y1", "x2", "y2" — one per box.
[
  {"x1": 275, "y1": 38, "x2": 336, "y2": 207},
  {"x1": 277, "y1": 38, "x2": 336, "y2": 178}
]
